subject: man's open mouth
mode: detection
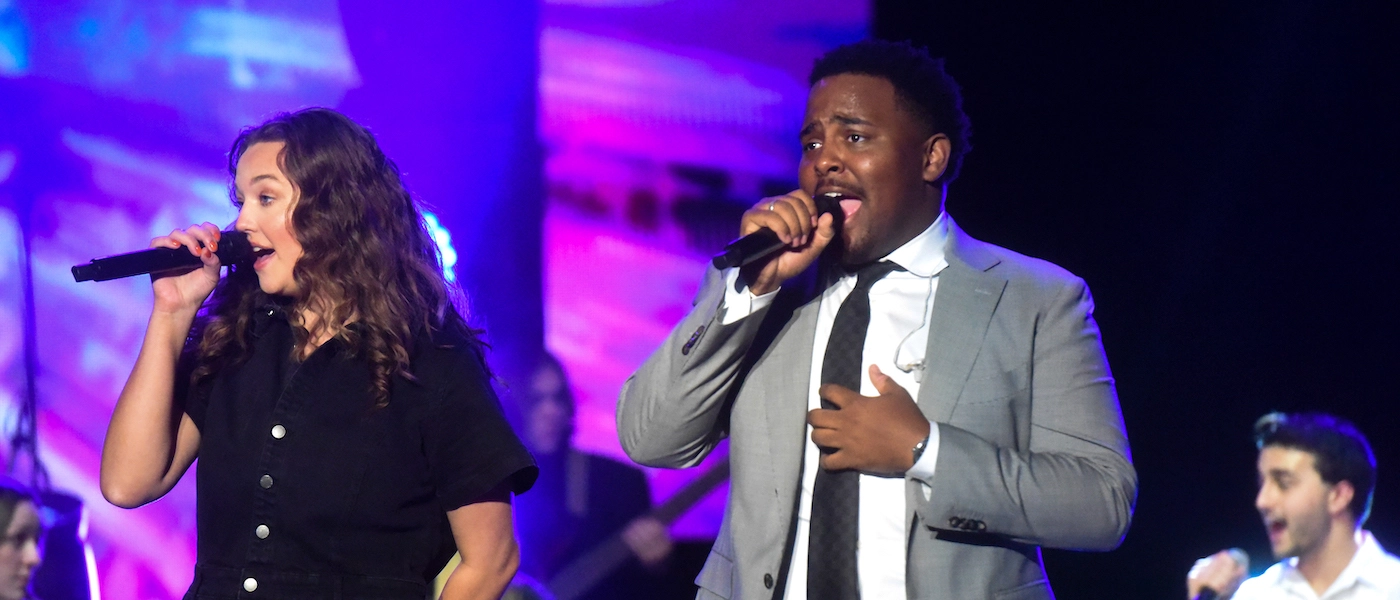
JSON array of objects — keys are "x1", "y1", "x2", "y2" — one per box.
[{"x1": 819, "y1": 190, "x2": 863, "y2": 220}]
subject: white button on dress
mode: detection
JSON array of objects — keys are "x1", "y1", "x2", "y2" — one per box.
[
  {"x1": 243, "y1": 577, "x2": 258, "y2": 592},
  {"x1": 271, "y1": 424, "x2": 286, "y2": 439}
]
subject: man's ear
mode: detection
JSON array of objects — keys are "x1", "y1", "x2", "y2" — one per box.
[
  {"x1": 922, "y1": 133, "x2": 951, "y2": 184},
  {"x1": 1327, "y1": 480, "x2": 1355, "y2": 519}
]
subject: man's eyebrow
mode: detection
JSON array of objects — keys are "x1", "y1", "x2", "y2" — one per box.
[{"x1": 800, "y1": 114, "x2": 874, "y2": 137}]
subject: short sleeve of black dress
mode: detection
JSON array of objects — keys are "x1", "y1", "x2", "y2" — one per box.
[
  {"x1": 177, "y1": 343, "x2": 212, "y2": 431},
  {"x1": 421, "y1": 345, "x2": 537, "y2": 510}
]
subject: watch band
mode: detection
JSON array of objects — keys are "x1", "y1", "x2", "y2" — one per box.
[{"x1": 911, "y1": 434, "x2": 930, "y2": 466}]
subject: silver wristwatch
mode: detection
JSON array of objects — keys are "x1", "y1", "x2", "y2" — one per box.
[{"x1": 911, "y1": 434, "x2": 930, "y2": 465}]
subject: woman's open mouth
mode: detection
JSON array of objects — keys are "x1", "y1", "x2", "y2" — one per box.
[{"x1": 252, "y1": 247, "x2": 275, "y2": 270}]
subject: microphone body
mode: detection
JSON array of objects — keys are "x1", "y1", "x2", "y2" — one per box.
[
  {"x1": 711, "y1": 195, "x2": 840, "y2": 269},
  {"x1": 1192, "y1": 548, "x2": 1250, "y2": 600},
  {"x1": 72, "y1": 231, "x2": 253, "y2": 282}
]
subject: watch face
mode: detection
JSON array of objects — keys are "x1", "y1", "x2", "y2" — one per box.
[{"x1": 912, "y1": 436, "x2": 929, "y2": 463}]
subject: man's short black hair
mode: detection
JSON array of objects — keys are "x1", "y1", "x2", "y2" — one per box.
[
  {"x1": 1255, "y1": 412, "x2": 1377, "y2": 525},
  {"x1": 809, "y1": 39, "x2": 973, "y2": 185}
]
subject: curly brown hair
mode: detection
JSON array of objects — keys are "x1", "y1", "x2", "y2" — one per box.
[{"x1": 189, "y1": 108, "x2": 482, "y2": 405}]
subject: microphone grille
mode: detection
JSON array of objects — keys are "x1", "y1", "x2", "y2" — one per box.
[
  {"x1": 215, "y1": 230, "x2": 255, "y2": 264},
  {"x1": 1225, "y1": 547, "x2": 1250, "y2": 573}
]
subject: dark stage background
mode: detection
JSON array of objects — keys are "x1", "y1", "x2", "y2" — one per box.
[{"x1": 877, "y1": 1, "x2": 1400, "y2": 597}]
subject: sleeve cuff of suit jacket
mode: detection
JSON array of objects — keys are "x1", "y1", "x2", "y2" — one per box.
[{"x1": 719, "y1": 267, "x2": 777, "y2": 325}]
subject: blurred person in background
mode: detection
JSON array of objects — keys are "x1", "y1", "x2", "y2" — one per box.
[
  {"x1": 514, "y1": 352, "x2": 673, "y2": 600},
  {"x1": 0, "y1": 478, "x2": 41, "y2": 600},
  {"x1": 1188, "y1": 412, "x2": 1400, "y2": 600}
]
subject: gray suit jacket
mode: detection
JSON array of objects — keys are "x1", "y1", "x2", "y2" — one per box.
[{"x1": 618, "y1": 218, "x2": 1137, "y2": 600}]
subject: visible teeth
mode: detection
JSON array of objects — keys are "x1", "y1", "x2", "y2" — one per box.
[{"x1": 821, "y1": 192, "x2": 843, "y2": 199}]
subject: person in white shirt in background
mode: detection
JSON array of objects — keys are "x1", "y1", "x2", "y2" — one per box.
[{"x1": 1188, "y1": 412, "x2": 1400, "y2": 600}]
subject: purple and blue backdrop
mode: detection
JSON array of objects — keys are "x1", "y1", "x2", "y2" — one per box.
[{"x1": 0, "y1": 0, "x2": 865, "y2": 596}]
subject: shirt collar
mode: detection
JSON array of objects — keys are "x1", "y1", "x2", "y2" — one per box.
[
  {"x1": 251, "y1": 300, "x2": 290, "y2": 338},
  {"x1": 1277, "y1": 530, "x2": 1391, "y2": 596},
  {"x1": 882, "y1": 212, "x2": 949, "y2": 278},
  {"x1": 1345, "y1": 530, "x2": 1394, "y2": 590}
]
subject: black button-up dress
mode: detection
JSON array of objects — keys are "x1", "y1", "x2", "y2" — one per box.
[{"x1": 180, "y1": 309, "x2": 536, "y2": 599}]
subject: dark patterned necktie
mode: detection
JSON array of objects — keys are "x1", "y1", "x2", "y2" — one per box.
[{"x1": 808, "y1": 260, "x2": 903, "y2": 600}]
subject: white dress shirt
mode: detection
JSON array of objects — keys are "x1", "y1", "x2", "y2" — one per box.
[
  {"x1": 719, "y1": 214, "x2": 949, "y2": 599},
  {"x1": 1233, "y1": 531, "x2": 1400, "y2": 600}
]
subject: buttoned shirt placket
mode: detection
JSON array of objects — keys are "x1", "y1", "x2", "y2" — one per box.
[{"x1": 238, "y1": 328, "x2": 317, "y2": 595}]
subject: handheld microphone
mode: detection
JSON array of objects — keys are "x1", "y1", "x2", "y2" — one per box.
[
  {"x1": 711, "y1": 193, "x2": 841, "y2": 269},
  {"x1": 71, "y1": 231, "x2": 253, "y2": 282},
  {"x1": 1192, "y1": 548, "x2": 1249, "y2": 600}
]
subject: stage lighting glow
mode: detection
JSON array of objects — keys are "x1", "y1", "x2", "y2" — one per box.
[
  {"x1": 185, "y1": 8, "x2": 359, "y2": 90},
  {"x1": 0, "y1": 149, "x2": 14, "y2": 183},
  {"x1": 0, "y1": 1, "x2": 25, "y2": 76},
  {"x1": 423, "y1": 211, "x2": 458, "y2": 283}
]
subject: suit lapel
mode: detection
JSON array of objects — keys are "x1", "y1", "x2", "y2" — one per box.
[
  {"x1": 917, "y1": 221, "x2": 1007, "y2": 422},
  {"x1": 759, "y1": 269, "x2": 823, "y2": 502}
]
